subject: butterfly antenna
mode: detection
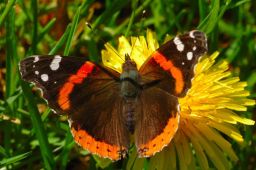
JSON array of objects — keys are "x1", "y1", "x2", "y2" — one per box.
[
  {"x1": 85, "y1": 22, "x2": 125, "y2": 62},
  {"x1": 129, "y1": 9, "x2": 147, "y2": 60},
  {"x1": 139, "y1": 10, "x2": 146, "y2": 33}
]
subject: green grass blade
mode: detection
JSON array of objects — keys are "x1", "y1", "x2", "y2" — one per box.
[
  {"x1": 20, "y1": 81, "x2": 56, "y2": 169},
  {"x1": 0, "y1": 151, "x2": 32, "y2": 166},
  {"x1": 0, "y1": 145, "x2": 7, "y2": 157},
  {"x1": 5, "y1": 7, "x2": 18, "y2": 98},
  {"x1": 41, "y1": 108, "x2": 51, "y2": 121},
  {"x1": 92, "y1": 0, "x2": 129, "y2": 29},
  {"x1": 64, "y1": 7, "x2": 81, "y2": 56},
  {"x1": 80, "y1": 0, "x2": 94, "y2": 17},
  {"x1": 0, "y1": 0, "x2": 16, "y2": 27},
  {"x1": 49, "y1": 24, "x2": 72, "y2": 55},
  {"x1": 229, "y1": 0, "x2": 251, "y2": 9},
  {"x1": 31, "y1": 0, "x2": 38, "y2": 53},
  {"x1": 38, "y1": 18, "x2": 56, "y2": 42},
  {"x1": 198, "y1": 0, "x2": 220, "y2": 33},
  {"x1": 198, "y1": 0, "x2": 207, "y2": 23},
  {"x1": 85, "y1": 40, "x2": 99, "y2": 62},
  {"x1": 125, "y1": 0, "x2": 138, "y2": 37},
  {"x1": 4, "y1": 6, "x2": 18, "y2": 160},
  {"x1": 113, "y1": 0, "x2": 151, "y2": 35},
  {"x1": 93, "y1": 155, "x2": 112, "y2": 169},
  {"x1": 59, "y1": 132, "x2": 75, "y2": 170},
  {"x1": 247, "y1": 72, "x2": 256, "y2": 92},
  {"x1": 17, "y1": 0, "x2": 32, "y2": 21}
]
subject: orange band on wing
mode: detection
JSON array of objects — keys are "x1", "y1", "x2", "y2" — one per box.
[
  {"x1": 58, "y1": 62, "x2": 95, "y2": 110},
  {"x1": 152, "y1": 51, "x2": 184, "y2": 94},
  {"x1": 138, "y1": 114, "x2": 179, "y2": 157},
  {"x1": 71, "y1": 126, "x2": 126, "y2": 160}
]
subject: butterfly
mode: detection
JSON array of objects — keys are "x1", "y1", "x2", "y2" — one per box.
[{"x1": 19, "y1": 30, "x2": 207, "y2": 160}]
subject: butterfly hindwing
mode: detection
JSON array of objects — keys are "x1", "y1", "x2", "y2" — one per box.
[
  {"x1": 140, "y1": 30, "x2": 207, "y2": 97},
  {"x1": 135, "y1": 87, "x2": 179, "y2": 157},
  {"x1": 20, "y1": 55, "x2": 129, "y2": 160},
  {"x1": 69, "y1": 82, "x2": 130, "y2": 160}
]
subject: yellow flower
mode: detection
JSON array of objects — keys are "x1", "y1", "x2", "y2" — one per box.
[{"x1": 101, "y1": 30, "x2": 255, "y2": 169}]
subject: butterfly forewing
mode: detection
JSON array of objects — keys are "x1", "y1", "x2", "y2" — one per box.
[
  {"x1": 19, "y1": 55, "x2": 129, "y2": 160},
  {"x1": 140, "y1": 30, "x2": 207, "y2": 97},
  {"x1": 20, "y1": 55, "x2": 93, "y2": 114}
]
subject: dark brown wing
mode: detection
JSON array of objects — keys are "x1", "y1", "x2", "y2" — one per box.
[
  {"x1": 135, "y1": 88, "x2": 180, "y2": 157},
  {"x1": 19, "y1": 55, "x2": 119, "y2": 114},
  {"x1": 69, "y1": 82, "x2": 130, "y2": 160},
  {"x1": 140, "y1": 30, "x2": 207, "y2": 97},
  {"x1": 19, "y1": 55, "x2": 129, "y2": 160}
]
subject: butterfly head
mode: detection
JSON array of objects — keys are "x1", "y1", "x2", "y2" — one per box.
[{"x1": 122, "y1": 54, "x2": 137, "y2": 72}]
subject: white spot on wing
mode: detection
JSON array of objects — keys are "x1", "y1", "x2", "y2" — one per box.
[
  {"x1": 174, "y1": 36, "x2": 184, "y2": 52},
  {"x1": 193, "y1": 46, "x2": 197, "y2": 51},
  {"x1": 50, "y1": 55, "x2": 62, "y2": 71},
  {"x1": 35, "y1": 71, "x2": 39, "y2": 75},
  {"x1": 187, "y1": 52, "x2": 193, "y2": 60},
  {"x1": 182, "y1": 62, "x2": 185, "y2": 65},
  {"x1": 189, "y1": 31, "x2": 195, "y2": 38},
  {"x1": 177, "y1": 44, "x2": 184, "y2": 51},
  {"x1": 174, "y1": 37, "x2": 182, "y2": 45},
  {"x1": 41, "y1": 74, "x2": 49, "y2": 82},
  {"x1": 33, "y1": 56, "x2": 39, "y2": 63}
]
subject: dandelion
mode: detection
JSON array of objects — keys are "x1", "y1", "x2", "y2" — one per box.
[{"x1": 101, "y1": 30, "x2": 255, "y2": 169}]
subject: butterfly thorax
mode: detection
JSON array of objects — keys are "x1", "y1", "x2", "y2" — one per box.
[{"x1": 120, "y1": 55, "x2": 140, "y2": 98}]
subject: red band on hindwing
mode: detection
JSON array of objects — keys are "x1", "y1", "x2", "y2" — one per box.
[
  {"x1": 138, "y1": 113, "x2": 179, "y2": 157},
  {"x1": 71, "y1": 125, "x2": 125, "y2": 160},
  {"x1": 152, "y1": 51, "x2": 184, "y2": 94},
  {"x1": 58, "y1": 62, "x2": 95, "y2": 110}
]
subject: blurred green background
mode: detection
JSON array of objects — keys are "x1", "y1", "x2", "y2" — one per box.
[{"x1": 0, "y1": 0, "x2": 255, "y2": 169}]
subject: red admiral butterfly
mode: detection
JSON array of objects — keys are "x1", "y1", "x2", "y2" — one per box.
[{"x1": 19, "y1": 30, "x2": 207, "y2": 160}]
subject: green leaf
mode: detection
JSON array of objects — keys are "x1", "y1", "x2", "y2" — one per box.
[
  {"x1": 92, "y1": 0, "x2": 129, "y2": 29},
  {"x1": 93, "y1": 155, "x2": 112, "y2": 169},
  {"x1": 59, "y1": 132, "x2": 75, "y2": 170},
  {"x1": 20, "y1": 81, "x2": 56, "y2": 169},
  {"x1": 49, "y1": 24, "x2": 72, "y2": 55},
  {"x1": 64, "y1": 7, "x2": 81, "y2": 56},
  {"x1": 37, "y1": 18, "x2": 56, "y2": 42},
  {"x1": 198, "y1": 0, "x2": 220, "y2": 34},
  {"x1": 0, "y1": 151, "x2": 32, "y2": 166},
  {"x1": 0, "y1": 0, "x2": 16, "y2": 27}
]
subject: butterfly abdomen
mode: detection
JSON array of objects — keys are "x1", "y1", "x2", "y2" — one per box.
[{"x1": 123, "y1": 98, "x2": 136, "y2": 134}]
